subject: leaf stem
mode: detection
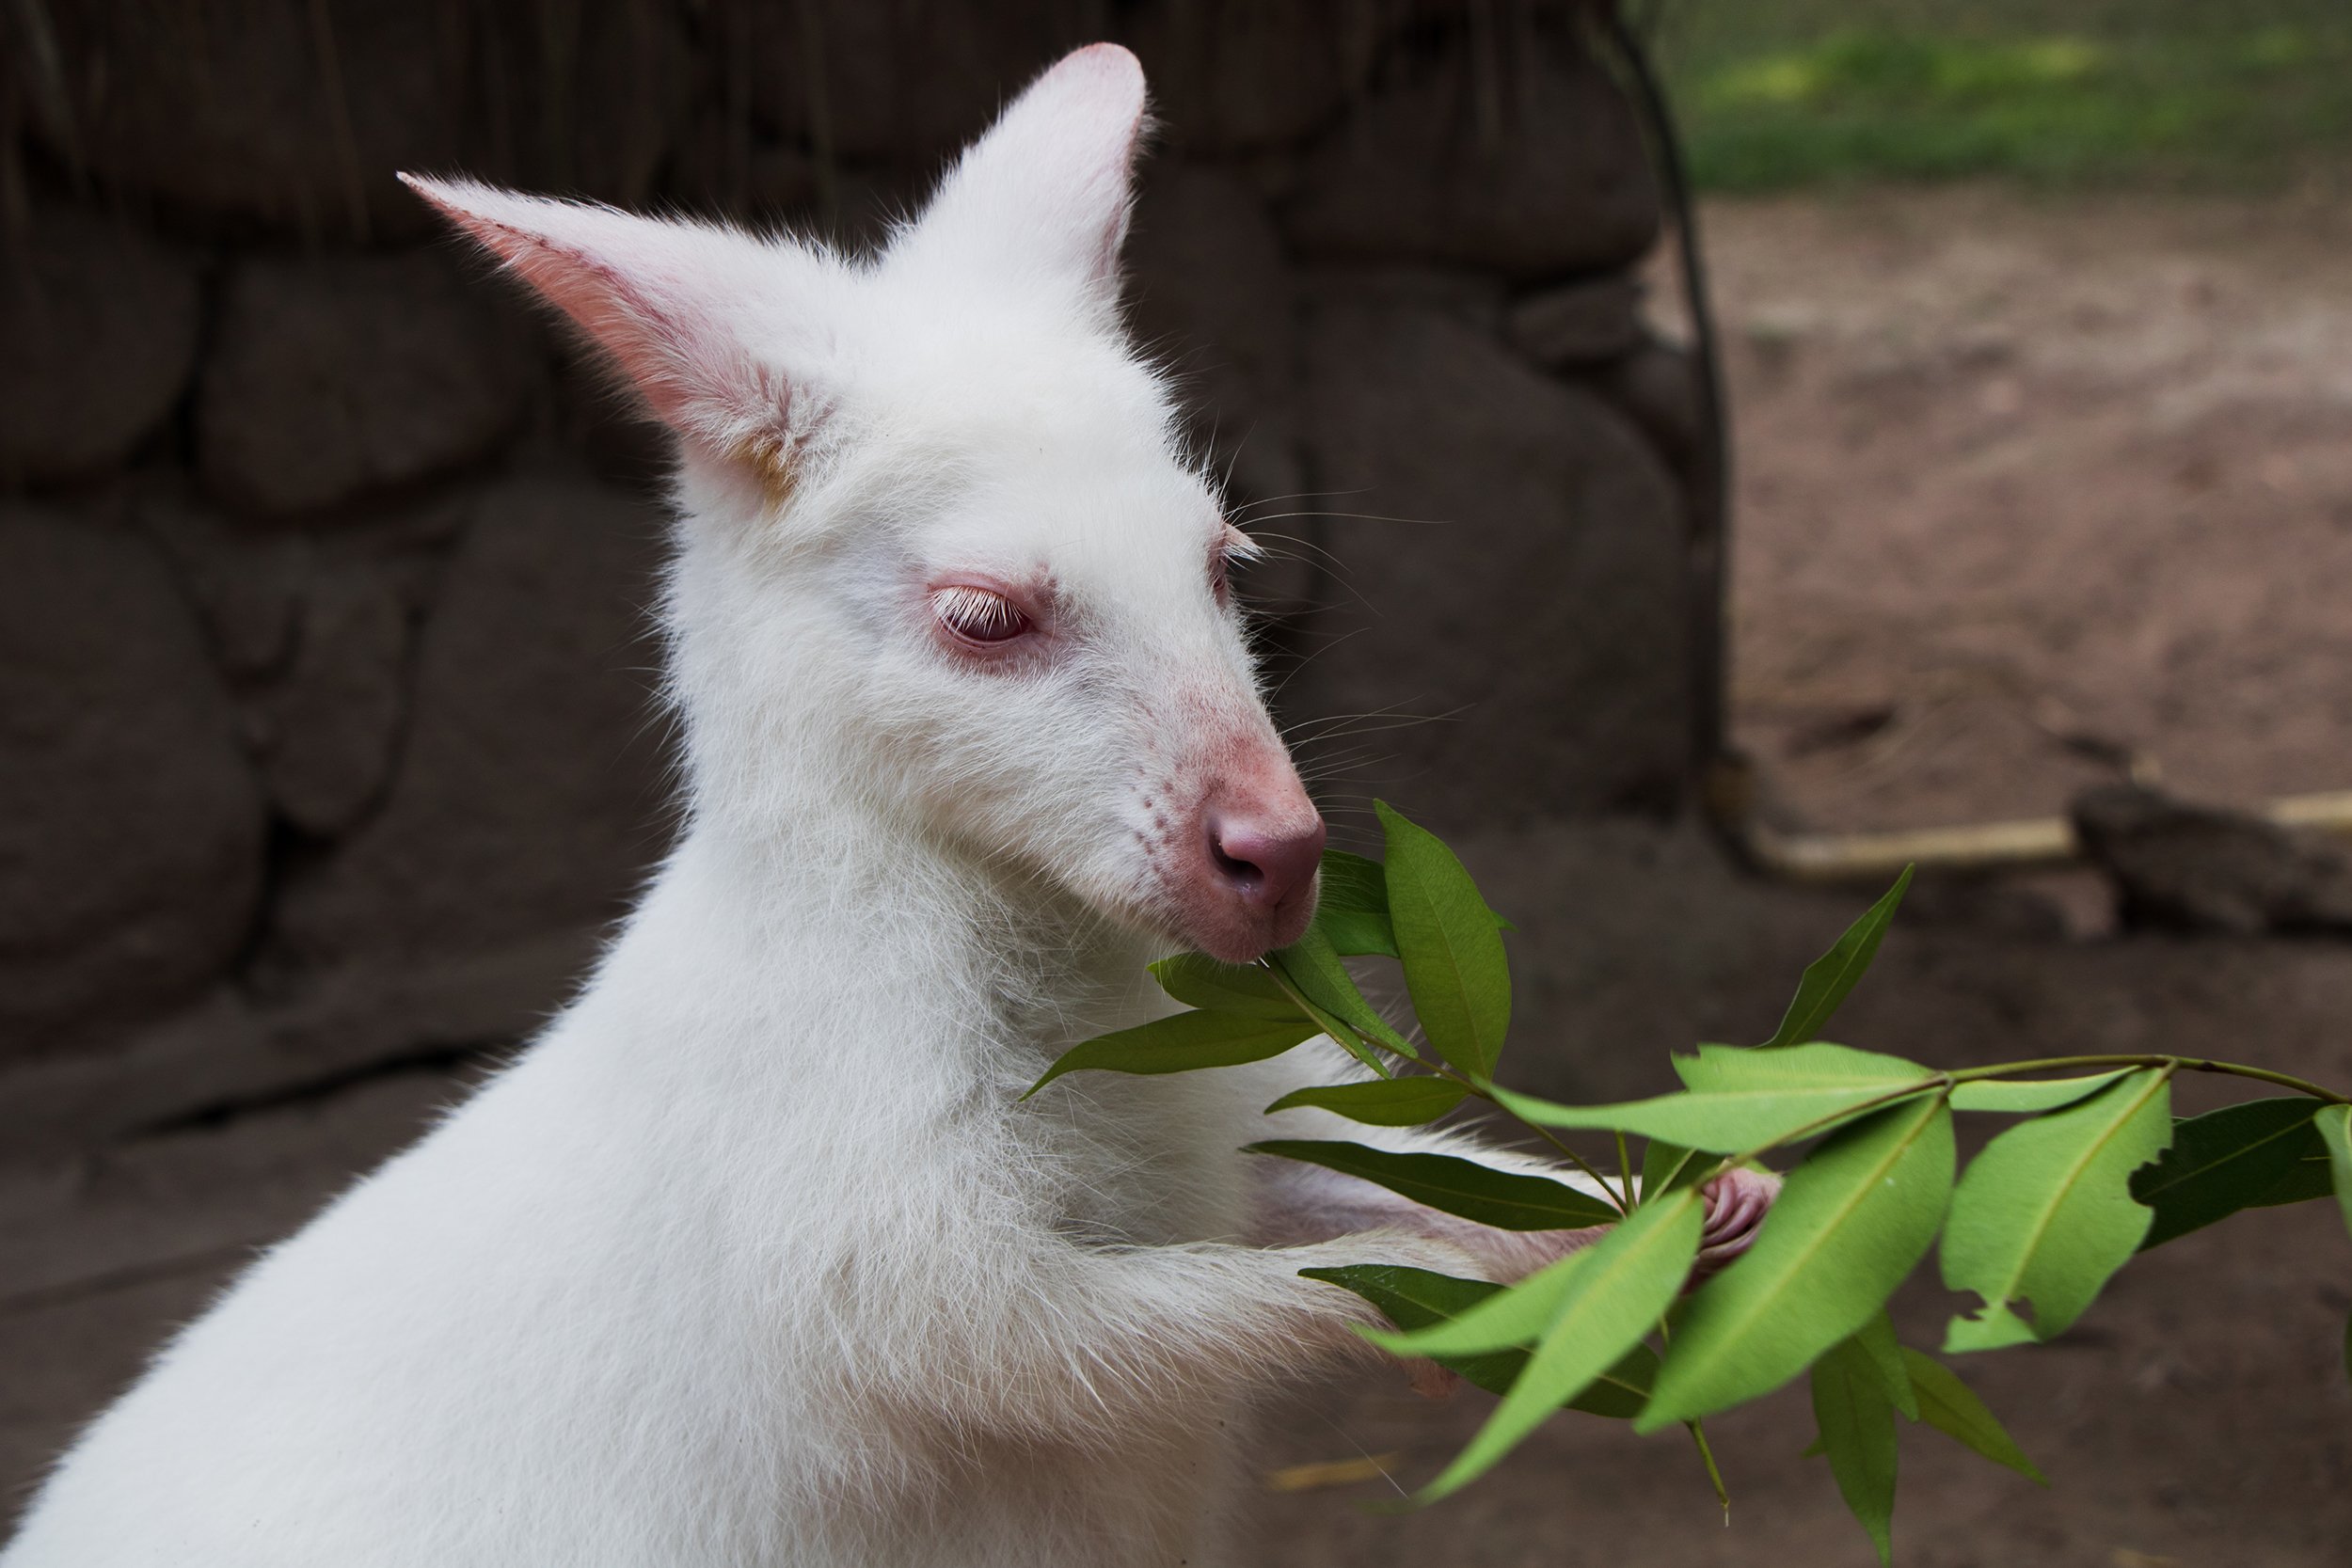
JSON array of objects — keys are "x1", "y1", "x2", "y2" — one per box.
[
  {"x1": 1687, "y1": 1418, "x2": 1730, "y2": 1520},
  {"x1": 1490, "y1": 1054, "x2": 2352, "y2": 1208},
  {"x1": 1950, "y1": 1054, "x2": 2350, "y2": 1105},
  {"x1": 1615, "y1": 1130, "x2": 1638, "y2": 1212},
  {"x1": 1447, "y1": 1073, "x2": 1630, "y2": 1215},
  {"x1": 1652, "y1": 1314, "x2": 1729, "y2": 1514},
  {"x1": 1261, "y1": 964, "x2": 1406, "y2": 1078},
  {"x1": 1522, "y1": 1118, "x2": 1631, "y2": 1213},
  {"x1": 1734, "y1": 1079, "x2": 1951, "y2": 1167}
]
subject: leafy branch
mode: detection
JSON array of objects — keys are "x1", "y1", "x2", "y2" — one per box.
[{"x1": 1023, "y1": 801, "x2": 2352, "y2": 1563}]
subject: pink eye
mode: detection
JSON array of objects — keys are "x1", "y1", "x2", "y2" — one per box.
[{"x1": 930, "y1": 585, "x2": 1032, "y2": 646}]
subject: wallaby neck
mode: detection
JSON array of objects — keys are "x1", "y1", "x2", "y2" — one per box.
[{"x1": 589, "y1": 802, "x2": 1166, "y2": 1089}]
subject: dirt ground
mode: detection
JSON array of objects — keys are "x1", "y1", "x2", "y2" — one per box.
[{"x1": 1706, "y1": 184, "x2": 2352, "y2": 837}]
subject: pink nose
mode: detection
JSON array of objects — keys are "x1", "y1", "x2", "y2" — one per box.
[{"x1": 1206, "y1": 812, "x2": 1327, "y2": 915}]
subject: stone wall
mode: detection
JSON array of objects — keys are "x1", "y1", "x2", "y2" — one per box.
[{"x1": 0, "y1": 0, "x2": 1702, "y2": 1148}]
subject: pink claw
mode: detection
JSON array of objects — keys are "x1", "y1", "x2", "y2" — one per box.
[{"x1": 1692, "y1": 1167, "x2": 1782, "y2": 1280}]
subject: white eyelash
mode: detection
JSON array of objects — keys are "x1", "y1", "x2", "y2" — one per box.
[{"x1": 931, "y1": 585, "x2": 1028, "y2": 641}]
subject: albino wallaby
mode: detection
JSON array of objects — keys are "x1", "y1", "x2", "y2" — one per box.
[{"x1": 5, "y1": 45, "x2": 1769, "y2": 1568}]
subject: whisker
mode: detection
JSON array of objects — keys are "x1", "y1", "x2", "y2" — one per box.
[
  {"x1": 1228, "y1": 508, "x2": 1455, "y2": 530},
  {"x1": 1279, "y1": 699, "x2": 1438, "y2": 742},
  {"x1": 1229, "y1": 488, "x2": 1343, "y2": 523},
  {"x1": 1241, "y1": 530, "x2": 1357, "y2": 576},
  {"x1": 1268, "y1": 626, "x2": 1375, "y2": 700}
]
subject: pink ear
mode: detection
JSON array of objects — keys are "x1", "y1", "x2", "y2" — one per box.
[
  {"x1": 889, "y1": 43, "x2": 1149, "y2": 314},
  {"x1": 400, "y1": 174, "x2": 827, "y2": 482}
]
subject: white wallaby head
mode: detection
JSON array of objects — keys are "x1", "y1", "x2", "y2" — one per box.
[{"x1": 403, "y1": 43, "x2": 1322, "y2": 963}]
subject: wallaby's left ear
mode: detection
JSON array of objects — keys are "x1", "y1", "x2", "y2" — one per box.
[
  {"x1": 888, "y1": 43, "x2": 1148, "y2": 320},
  {"x1": 400, "y1": 173, "x2": 839, "y2": 490}
]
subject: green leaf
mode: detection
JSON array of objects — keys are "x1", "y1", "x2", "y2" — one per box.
[
  {"x1": 1542, "y1": 1341, "x2": 1661, "y2": 1420},
  {"x1": 1299, "y1": 1264, "x2": 1660, "y2": 1416},
  {"x1": 1023, "y1": 1010, "x2": 1321, "y2": 1098},
  {"x1": 1811, "y1": 1336, "x2": 1900, "y2": 1565},
  {"x1": 1674, "y1": 1040, "x2": 1934, "y2": 1094},
  {"x1": 1279, "y1": 988, "x2": 1395, "y2": 1081},
  {"x1": 1638, "y1": 1094, "x2": 1955, "y2": 1431},
  {"x1": 1518, "y1": 1042, "x2": 1940, "y2": 1159},
  {"x1": 2131, "y1": 1097, "x2": 2324, "y2": 1250},
  {"x1": 1949, "y1": 1071, "x2": 2134, "y2": 1114},
  {"x1": 1271, "y1": 925, "x2": 1420, "y2": 1059},
  {"x1": 1315, "y1": 850, "x2": 1397, "y2": 958},
  {"x1": 2319, "y1": 1102, "x2": 2352, "y2": 1240},
  {"x1": 1640, "y1": 1139, "x2": 1709, "y2": 1203},
  {"x1": 1941, "y1": 1069, "x2": 2173, "y2": 1352},
  {"x1": 1305, "y1": 1262, "x2": 1495, "y2": 1324},
  {"x1": 1264, "y1": 1076, "x2": 1468, "y2": 1127},
  {"x1": 2249, "y1": 1153, "x2": 2335, "y2": 1208},
  {"x1": 1760, "y1": 866, "x2": 1914, "y2": 1049},
  {"x1": 1312, "y1": 847, "x2": 1507, "y2": 958},
  {"x1": 1851, "y1": 1308, "x2": 1918, "y2": 1419},
  {"x1": 1248, "y1": 935, "x2": 1394, "y2": 1081},
  {"x1": 1899, "y1": 1348, "x2": 2046, "y2": 1485},
  {"x1": 1495, "y1": 1073, "x2": 1938, "y2": 1156},
  {"x1": 1302, "y1": 1265, "x2": 1532, "y2": 1399},
  {"x1": 1148, "y1": 955, "x2": 1300, "y2": 1021},
  {"x1": 1377, "y1": 800, "x2": 1511, "y2": 1080},
  {"x1": 1245, "y1": 1140, "x2": 1619, "y2": 1231},
  {"x1": 1414, "y1": 1189, "x2": 1705, "y2": 1501},
  {"x1": 1365, "y1": 1246, "x2": 1599, "y2": 1358}
]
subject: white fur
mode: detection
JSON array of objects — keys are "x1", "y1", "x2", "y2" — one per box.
[{"x1": 3, "y1": 46, "x2": 1603, "y2": 1568}]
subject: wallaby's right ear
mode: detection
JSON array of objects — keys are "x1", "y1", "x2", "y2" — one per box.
[
  {"x1": 401, "y1": 174, "x2": 836, "y2": 490},
  {"x1": 887, "y1": 43, "x2": 1148, "y2": 322}
]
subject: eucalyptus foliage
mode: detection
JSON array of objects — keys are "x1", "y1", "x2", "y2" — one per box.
[{"x1": 1028, "y1": 801, "x2": 2352, "y2": 1563}]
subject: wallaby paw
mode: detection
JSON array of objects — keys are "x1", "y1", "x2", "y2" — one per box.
[{"x1": 1692, "y1": 1166, "x2": 1781, "y2": 1278}]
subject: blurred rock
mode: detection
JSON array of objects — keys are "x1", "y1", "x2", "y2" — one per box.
[
  {"x1": 1290, "y1": 293, "x2": 1688, "y2": 825},
  {"x1": 1125, "y1": 1, "x2": 1384, "y2": 151},
  {"x1": 140, "y1": 485, "x2": 458, "y2": 679},
  {"x1": 1126, "y1": 165, "x2": 1304, "y2": 518},
  {"x1": 2073, "y1": 784, "x2": 2352, "y2": 935},
  {"x1": 1283, "y1": 22, "x2": 1659, "y2": 282},
  {"x1": 1583, "y1": 335, "x2": 1705, "y2": 472},
  {"x1": 26, "y1": 0, "x2": 465, "y2": 239},
  {"x1": 272, "y1": 470, "x2": 673, "y2": 968},
  {"x1": 1508, "y1": 276, "x2": 1647, "y2": 368},
  {"x1": 744, "y1": 1, "x2": 1085, "y2": 163},
  {"x1": 28, "y1": 0, "x2": 687, "y2": 239},
  {"x1": 1899, "y1": 876, "x2": 2072, "y2": 943},
  {"x1": 0, "y1": 926, "x2": 603, "y2": 1157},
  {"x1": 0, "y1": 508, "x2": 265, "y2": 1057},
  {"x1": 662, "y1": 116, "x2": 823, "y2": 227},
  {"x1": 0, "y1": 211, "x2": 199, "y2": 484},
  {"x1": 485, "y1": 0, "x2": 692, "y2": 208},
  {"x1": 1306, "y1": 264, "x2": 1509, "y2": 328},
  {"x1": 198, "y1": 252, "x2": 534, "y2": 519},
  {"x1": 255, "y1": 568, "x2": 412, "y2": 836},
  {"x1": 139, "y1": 491, "x2": 306, "y2": 678},
  {"x1": 803, "y1": 166, "x2": 939, "y2": 261}
]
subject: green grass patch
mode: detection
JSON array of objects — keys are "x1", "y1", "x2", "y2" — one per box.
[{"x1": 1655, "y1": 6, "x2": 2352, "y2": 191}]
